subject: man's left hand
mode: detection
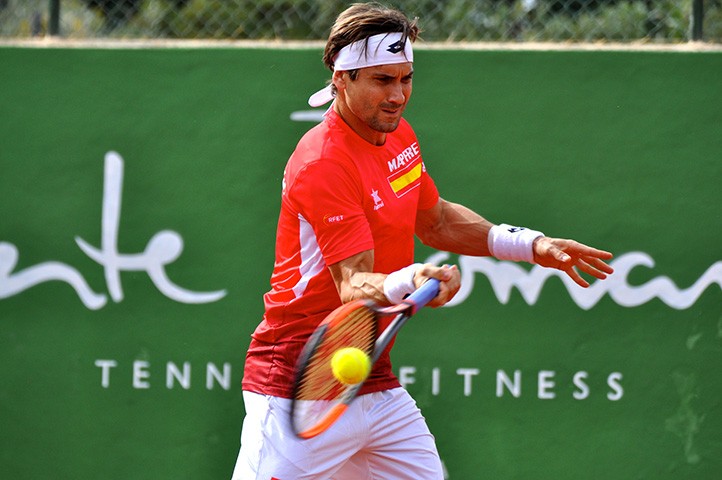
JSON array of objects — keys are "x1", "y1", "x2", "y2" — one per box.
[{"x1": 532, "y1": 237, "x2": 614, "y2": 288}]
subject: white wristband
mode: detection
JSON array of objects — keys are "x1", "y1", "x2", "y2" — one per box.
[
  {"x1": 383, "y1": 263, "x2": 421, "y2": 304},
  {"x1": 488, "y1": 224, "x2": 544, "y2": 263}
]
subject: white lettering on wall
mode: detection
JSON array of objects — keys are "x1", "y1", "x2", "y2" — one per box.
[
  {"x1": 133, "y1": 360, "x2": 151, "y2": 389},
  {"x1": 0, "y1": 151, "x2": 226, "y2": 310},
  {"x1": 167, "y1": 362, "x2": 191, "y2": 389},
  {"x1": 538, "y1": 370, "x2": 557, "y2": 400},
  {"x1": 607, "y1": 372, "x2": 624, "y2": 401},
  {"x1": 425, "y1": 251, "x2": 721, "y2": 310},
  {"x1": 492, "y1": 369, "x2": 622, "y2": 400},
  {"x1": 457, "y1": 368, "x2": 480, "y2": 397},
  {"x1": 206, "y1": 362, "x2": 232, "y2": 390},
  {"x1": 573, "y1": 371, "x2": 590, "y2": 400},
  {"x1": 3, "y1": 151, "x2": 717, "y2": 312},
  {"x1": 432, "y1": 367, "x2": 441, "y2": 396},
  {"x1": 95, "y1": 359, "x2": 623, "y2": 401},
  {"x1": 96, "y1": 359, "x2": 234, "y2": 391},
  {"x1": 399, "y1": 366, "x2": 416, "y2": 388},
  {"x1": 497, "y1": 369, "x2": 522, "y2": 398},
  {"x1": 0, "y1": 242, "x2": 107, "y2": 309},
  {"x1": 95, "y1": 359, "x2": 118, "y2": 388}
]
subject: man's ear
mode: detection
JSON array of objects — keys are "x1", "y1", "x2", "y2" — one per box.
[{"x1": 332, "y1": 70, "x2": 346, "y2": 92}]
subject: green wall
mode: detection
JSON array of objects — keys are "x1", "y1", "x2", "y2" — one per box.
[{"x1": 1, "y1": 46, "x2": 720, "y2": 479}]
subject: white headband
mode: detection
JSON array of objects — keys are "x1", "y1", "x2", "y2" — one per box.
[{"x1": 308, "y1": 32, "x2": 414, "y2": 107}]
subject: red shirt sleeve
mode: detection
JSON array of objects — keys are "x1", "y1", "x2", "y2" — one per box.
[{"x1": 287, "y1": 157, "x2": 375, "y2": 266}]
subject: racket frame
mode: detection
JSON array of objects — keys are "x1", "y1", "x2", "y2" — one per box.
[{"x1": 290, "y1": 279, "x2": 440, "y2": 439}]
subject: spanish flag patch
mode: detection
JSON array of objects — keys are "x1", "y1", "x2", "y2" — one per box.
[{"x1": 387, "y1": 161, "x2": 422, "y2": 198}]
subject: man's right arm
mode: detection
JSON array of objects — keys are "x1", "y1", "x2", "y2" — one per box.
[{"x1": 327, "y1": 251, "x2": 460, "y2": 307}]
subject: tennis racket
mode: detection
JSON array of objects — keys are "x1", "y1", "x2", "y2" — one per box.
[{"x1": 290, "y1": 278, "x2": 440, "y2": 439}]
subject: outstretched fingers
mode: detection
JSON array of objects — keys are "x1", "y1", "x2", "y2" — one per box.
[
  {"x1": 582, "y1": 255, "x2": 615, "y2": 276},
  {"x1": 564, "y1": 265, "x2": 591, "y2": 288},
  {"x1": 575, "y1": 257, "x2": 609, "y2": 280},
  {"x1": 537, "y1": 238, "x2": 615, "y2": 288}
]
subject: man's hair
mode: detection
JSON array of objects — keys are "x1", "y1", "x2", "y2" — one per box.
[{"x1": 322, "y1": 2, "x2": 420, "y2": 72}]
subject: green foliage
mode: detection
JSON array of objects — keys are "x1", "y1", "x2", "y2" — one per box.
[
  {"x1": 0, "y1": 0, "x2": 720, "y2": 42},
  {"x1": 84, "y1": 0, "x2": 143, "y2": 31},
  {"x1": 154, "y1": 0, "x2": 345, "y2": 39},
  {"x1": 704, "y1": 2, "x2": 722, "y2": 41}
]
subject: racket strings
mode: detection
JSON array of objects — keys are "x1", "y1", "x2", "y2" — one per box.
[{"x1": 296, "y1": 307, "x2": 375, "y2": 401}]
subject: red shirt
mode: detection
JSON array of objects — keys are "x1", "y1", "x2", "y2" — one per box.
[{"x1": 242, "y1": 108, "x2": 439, "y2": 398}]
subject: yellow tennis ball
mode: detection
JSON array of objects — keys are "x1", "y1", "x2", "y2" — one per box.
[{"x1": 331, "y1": 347, "x2": 371, "y2": 385}]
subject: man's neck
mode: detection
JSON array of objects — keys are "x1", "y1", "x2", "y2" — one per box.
[{"x1": 333, "y1": 101, "x2": 386, "y2": 146}]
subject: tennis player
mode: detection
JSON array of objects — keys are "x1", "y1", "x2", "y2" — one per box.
[{"x1": 232, "y1": 3, "x2": 614, "y2": 479}]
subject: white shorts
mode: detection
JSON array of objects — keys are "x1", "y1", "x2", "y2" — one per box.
[{"x1": 231, "y1": 387, "x2": 443, "y2": 480}]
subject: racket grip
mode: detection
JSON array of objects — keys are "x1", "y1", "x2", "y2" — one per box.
[{"x1": 405, "y1": 278, "x2": 440, "y2": 311}]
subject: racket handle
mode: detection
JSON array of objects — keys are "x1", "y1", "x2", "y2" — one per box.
[{"x1": 405, "y1": 278, "x2": 440, "y2": 311}]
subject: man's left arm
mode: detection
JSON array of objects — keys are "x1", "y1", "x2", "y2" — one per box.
[{"x1": 415, "y1": 198, "x2": 614, "y2": 288}]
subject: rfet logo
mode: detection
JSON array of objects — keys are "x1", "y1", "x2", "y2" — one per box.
[{"x1": 323, "y1": 213, "x2": 345, "y2": 225}]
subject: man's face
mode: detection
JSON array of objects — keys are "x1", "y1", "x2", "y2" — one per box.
[{"x1": 334, "y1": 62, "x2": 414, "y2": 144}]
